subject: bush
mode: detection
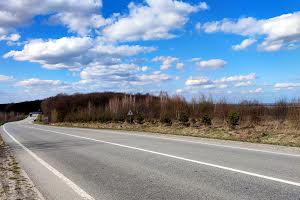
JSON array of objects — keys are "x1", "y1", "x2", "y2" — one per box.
[
  {"x1": 179, "y1": 113, "x2": 189, "y2": 123},
  {"x1": 201, "y1": 114, "x2": 212, "y2": 126},
  {"x1": 126, "y1": 116, "x2": 134, "y2": 123},
  {"x1": 36, "y1": 114, "x2": 43, "y2": 122},
  {"x1": 227, "y1": 112, "x2": 240, "y2": 128},
  {"x1": 99, "y1": 116, "x2": 112, "y2": 123},
  {"x1": 160, "y1": 116, "x2": 172, "y2": 125},
  {"x1": 136, "y1": 114, "x2": 145, "y2": 124},
  {"x1": 191, "y1": 118, "x2": 196, "y2": 124},
  {"x1": 114, "y1": 116, "x2": 125, "y2": 123}
]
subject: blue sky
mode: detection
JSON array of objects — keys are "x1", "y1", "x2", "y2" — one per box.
[{"x1": 0, "y1": 0, "x2": 300, "y2": 103}]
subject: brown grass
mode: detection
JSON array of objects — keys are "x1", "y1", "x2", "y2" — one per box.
[
  {"x1": 53, "y1": 120, "x2": 300, "y2": 147},
  {"x1": 39, "y1": 92, "x2": 300, "y2": 147}
]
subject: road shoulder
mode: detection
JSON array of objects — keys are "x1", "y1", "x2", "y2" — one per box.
[{"x1": 0, "y1": 130, "x2": 42, "y2": 200}]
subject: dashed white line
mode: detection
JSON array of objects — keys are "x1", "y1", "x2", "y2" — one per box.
[
  {"x1": 23, "y1": 124, "x2": 300, "y2": 187},
  {"x1": 2, "y1": 125, "x2": 95, "y2": 200}
]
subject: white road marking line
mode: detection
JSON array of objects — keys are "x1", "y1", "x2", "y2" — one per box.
[
  {"x1": 2, "y1": 125, "x2": 95, "y2": 200},
  {"x1": 21, "y1": 169, "x2": 46, "y2": 200},
  {"x1": 23, "y1": 124, "x2": 300, "y2": 187},
  {"x1": 32, "y1": 123, "x2": 300, "y2": 158}
]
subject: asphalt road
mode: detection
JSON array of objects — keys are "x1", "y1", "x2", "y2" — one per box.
[{"x1": 1, "y1": 117, "x2": 300, "y2": 200}]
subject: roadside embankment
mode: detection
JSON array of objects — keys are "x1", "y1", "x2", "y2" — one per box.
[{"x1": 52, "y1": 121, "x2": 300, "y2": 147}]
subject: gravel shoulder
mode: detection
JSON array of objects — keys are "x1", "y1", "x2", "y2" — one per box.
[{"x1": 0, "y1": 130, "x2": 41, "y2": 200}]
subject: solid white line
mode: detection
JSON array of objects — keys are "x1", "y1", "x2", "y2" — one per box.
[
  {"x1": 21, "y1": 169, "x2": 46, "y2": 200},
  {"x1": 23, "y1": 124, "x2": 300, "y2": 187},
  {"x1": 2, "y1": 125, "x2": 95, "y2": 200},
  {"x1": 32, "y1": 123, "x2": 300, "y2": 158},
  {"x1": 129, "y1": 134, "x2": 300, "y2": 158}
]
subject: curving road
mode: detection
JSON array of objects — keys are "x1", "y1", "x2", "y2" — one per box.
[{"x1": 1, "y1": 117, "x2": 300, "y2": 200}]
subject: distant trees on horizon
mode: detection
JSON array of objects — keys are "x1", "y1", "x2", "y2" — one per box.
[{"x1": 40, "y1": 92, "x2": 300, "y2": 128}]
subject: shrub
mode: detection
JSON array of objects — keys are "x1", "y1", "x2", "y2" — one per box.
[
  {"x1": 51, "y1": 109, "x2": 58, "y2": 123},
  {"x1": 114, "y1": 116, "x2": 125, "y2": 123},
  {"x1": 179, "y1": 113, "x2": 189, "y2": 123},
  {"x1": 191, "y1": 118, "x2": 196, "y2": 124},
  {"x1": 227, "y1": 112, "x2": 240, "y2": 128},
  {"x1": 273, "y1": 99, "x2": 288, "y2": 121},
  {"x1": 160, "y1": 116, "x2": 172, "y2": 125},
  {"x1": 126, "y1": 116, "x2": 134, "y2": 123},
  {"x1": 201, "y1": 114, "x2": 212, "y2": 126},
  {"x1": 36, "y1": 114, "x2": 43, "y2": 122},
  {"x1": 99, "y1": 116, "x2": 112, "y2": 123},
  {"x1": 136, "y1": 114, "x2": 145, "y2": 124}
]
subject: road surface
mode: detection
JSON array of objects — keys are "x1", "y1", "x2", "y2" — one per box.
[{"x1": 1, "y1": 117, "x2": 300, "y2": 200}]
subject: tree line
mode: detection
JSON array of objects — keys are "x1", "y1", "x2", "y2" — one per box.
[
  {"x1": 41, "y1": 92, "x2": 300, "y2": 128},
  {"x1": 0, "y1": 112, "x2": 25, "y2": 125},
  {"x1": 0, "y1": 100, "x2": 42, "y2": 114},
  {"x1": 0, "y1": 100, "x2": 41, "y2": 125}
]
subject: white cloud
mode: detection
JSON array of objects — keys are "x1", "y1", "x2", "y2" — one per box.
[
  {"x1": 186, "y1": 73, "x2": 256, "y2": 86},
  {"x1": 176, "y1": 89, "x2": 183, "y2": 94},
  {"x1": 190, "y1": 57, "x2": 202, "y2": 62},
  {"x1": 196, "y1": 59, "x2": 227, "y2": 69},
  {"x1": 50, "y1": 12, "x2": 111, "y2": 36},
  {"x1": 0, "y1": 0, "x2": 105, "y2": 37},
  {"x1": 274, "y1": 83, "x2": 300, "y2": 90},
  {"x1": 232, "y1": 38, "x2": 256, "y2": 51},
  {"x1": 217, "y1": 73, "x2": 256, "y2": 83},
  {"x1": 195, "y1": 22, "x2": 201, "y2": 32},
  {"x1": 17, "y1": 78, "x2": 62, "y2": 87},
  {"x1": 80, "y1": 63, "x2": 171, "y2": 88},
  {"x1": 185, "y1": 73, "x2": 256, "y2": 91},
  {"x1": 202, "y1": 11, "x2": 300, "y2": 51},
  {"x1": 4, "y1": 37, "x2": 93, "y2": 70},
  {"x1": 176, "y1": 62, "x2": 184, "y2": 70},
  {"x1": 140, "y1": 66, "x2": 149, "y2": 72},
  {"x1": 80, "y1": 63, "x2": 140, "y2": 81},
  {"x1": 197, "y1": 2, "x2": 209, "y2": 10},
  {"x1": 242, "y1": 88, "x2": 263, "y2": 94},
  {"x1": 235, "y1": 81, "x2": 252, "y2": 87},
  {"x1": 102, "y1": 0, "x2": 208, "y2": 41},
  {"x1": 185, "y1": 76, "x2": 227, "y2": 89},
  {"x1": 0, "y1": 75, "x2": 13, "y2": 81},
  {"x1": 185, "y1": 76, "x2": 211, "y2": 86},
  {"x1": 152, "y1": 56, "x2": 179, "y2": 70},
  {"x1": 4, "y1": 37, "x2": 155, "y2": 70},
  {"x1": 137, "y1": 71, "x2": 171, "y2": 84},
  {"x1": 0, "y1": 33, "x2": 20, "y2": 42}
]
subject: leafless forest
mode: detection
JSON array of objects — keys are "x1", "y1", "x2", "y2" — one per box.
[
  {"x1": 41, "y1": 92, "x2": 300, "y2": 129},
  {"x1": 0, "y1": 112, "x2": 25, "y2": 125}
]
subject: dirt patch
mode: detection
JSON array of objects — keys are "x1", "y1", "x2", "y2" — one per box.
[
  {"x1": 53, "y1": 121, "x2": 300, "y2": 147},
  {"x1": 0, "y1": 134, "x2": 40, "y2": 200}
]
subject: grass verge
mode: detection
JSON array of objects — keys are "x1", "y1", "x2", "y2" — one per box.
[{"x1": 51, "y1": 121, "x2": 300, "y2": 148}]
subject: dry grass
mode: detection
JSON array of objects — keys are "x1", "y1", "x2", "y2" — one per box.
[
  {"x1": 0, "y1": 134, "x2": 39, "y2": 200},
  {"x1": 53, "y1": 120, "x2": 300, "y2": 147}
]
